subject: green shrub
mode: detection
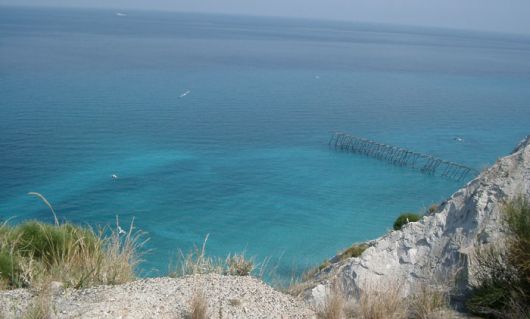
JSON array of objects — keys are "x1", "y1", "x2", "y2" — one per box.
[
  {"x1": 393, "y1": 213, "x2": 421, "y2": 230},
  {"x1": 466, "y1": 279, "x2": 514, "y2": 317},
  {"x1": 0, "y1": 193, "x2": 144, "y2": 290},
  {"x1": 0, "y1": 249, "x2": 21, "y2": 287},
  {"x1": 505, "y1": 196, "x2": 530, "y2": 277},
  {"x1": 14, "y1": 222, "x2": 98, "y2": 263},
  {"x1": 0, "y1": 219, "x2": 142, "y2": 289},
  {"x1": 466, "y1": 196, "x2": 530, "y2": 318}
]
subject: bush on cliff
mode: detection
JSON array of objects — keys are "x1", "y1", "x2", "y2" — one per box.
[
  {"x1": 393, "y1": 213, "x2": 421, "y2": 230},
  {"x1": 466, "y1": 196, "x2": 530, "y2": 318}
]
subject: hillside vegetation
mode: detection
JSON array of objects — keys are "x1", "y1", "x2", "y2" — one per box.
[{"x1": 0, "y1": 200, "x2": 143, "y2": 291}]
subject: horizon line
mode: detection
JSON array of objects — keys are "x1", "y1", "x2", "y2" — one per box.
[{"x1": 2, "y1": 3, "x2": 530, "y2": 38}]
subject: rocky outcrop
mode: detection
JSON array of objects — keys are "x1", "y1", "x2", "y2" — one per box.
[{"x1": 306, "y1": 135, "x2": 530, "y2": 305}]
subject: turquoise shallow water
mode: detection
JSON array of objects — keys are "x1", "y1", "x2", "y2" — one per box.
[{"x1": 1, "y1": 6, "x2": 530, "y2": 278}]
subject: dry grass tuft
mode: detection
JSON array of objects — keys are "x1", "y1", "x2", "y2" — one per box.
[
  {"x1": 22, "y1": 288, "x2": 52, "y2": 319},
  {"x1": 352, "y1": 280, "x2": 407, "y2": 319},
  {"x1": 188, "y1": 289, "x2": 209, "y2": 319},
  {"x1": 27, "y1": 192, "x2": 59, "y2": 226},
  {"x1": 285, "y1": 265, "x2": 329, "y2": 297},
  {"x1": 170, "y1": 235, "x2": 255, "y2": 278},
  {"x1": 316, "y1": 291, "x2": 345, "y2": 319},
  {"x1": 294, "y1": 277, "x2": 454, "y2": 319},
  {"x1": 171, "y1": 235, "x2": 223, "y2": 277},
  {"x1": 228, "y1": 298, "x2": 241, "y2": 306},
  {"x1": 314, "y1": 281, "x2": 448, "y2": 319},
  {"x1": 225, "y1": 253, "x2": 254, "y2": 276},
  {"x1": 294, "y1": 278, "x2": 453, "y2": 319},
  {"x1": 407, "y1": 283, "x2": 449, "y2": 319}
]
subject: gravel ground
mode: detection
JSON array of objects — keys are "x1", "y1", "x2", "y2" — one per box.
[{"x1": 0, "y1": 274, "x2": 315, "y2": 318}]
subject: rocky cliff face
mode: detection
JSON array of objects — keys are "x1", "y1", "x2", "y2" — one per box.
[{"x1": 306, "y1": 136, "x2": 530, "y2": 305}]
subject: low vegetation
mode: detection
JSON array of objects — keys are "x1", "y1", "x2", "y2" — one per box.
[
  {"x1": 338, "y1": 243, "x2": 369, "y2": 261},
  {"x1": 286, "y1": 242, "x2": 370, "y2": 296},
  {"x1": 393, "y1": 213, "x2": 421, "y2": 230},
  {"x1": 348, "y1": 280, "x2": 406, "y2": 319},
  {"x1": 225, "y1": 253, "x2": 254, "y2": 276},
  {"x1": 170, "y1": 235, "x2": 255, "y2": 278},
  {"x1": 427, "y1": 204, "x2": 438, "y2": 215},
  {"x1": 0, "y1": 195, "x2": 255, "y2": 293},
  {"x1": 466, "y1": 196, "x2": 530, "y2": 318},
  {"x1": 0, "y1": 218, "x2": 142, "y2": 290},
  {"x1": 313, "y1": 280, "x2": 450, "y2": 319},
  {"x1": 316, "y1": 291, "x2": 345, "y2": 319},
  {"x1": 22, "y1": 288, "x2": 52, "y2": 319},
  {"x1": 407, "y1": 283, "x2": 449, "y2": 319},
  {"x1": 318, "y1": 259, "x2": 331, "y2": 271},
  {"x1": 0, "y1": 194, "x2": 144, "y2": 290},
  {"x1": 188, "y1": 289, "x2": 209, "y2": 319}
]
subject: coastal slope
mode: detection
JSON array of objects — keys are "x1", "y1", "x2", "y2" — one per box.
[{"x1": 305, "y1": 135, "x2": 530, "y2": 305}]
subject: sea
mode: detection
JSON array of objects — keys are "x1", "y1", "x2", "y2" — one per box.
[{"x1": 1, "y1": 6, "x2": 529, "y2": 280}]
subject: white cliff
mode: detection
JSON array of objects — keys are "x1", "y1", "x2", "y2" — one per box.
[{"x1": 306, "y1": 135, "x2": 530, "y2": 305}]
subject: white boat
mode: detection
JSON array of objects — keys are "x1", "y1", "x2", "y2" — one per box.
[
  {"x1": 179, "y1": 90, "x2": 191, "y2": 98},
  {"x1": 115, "y1": 12, "x2": 127, "y2": 17}
]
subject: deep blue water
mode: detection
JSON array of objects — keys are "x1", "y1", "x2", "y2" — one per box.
[{"x1": 1, "y1": 6, "x2": 529, "y2": 279}]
